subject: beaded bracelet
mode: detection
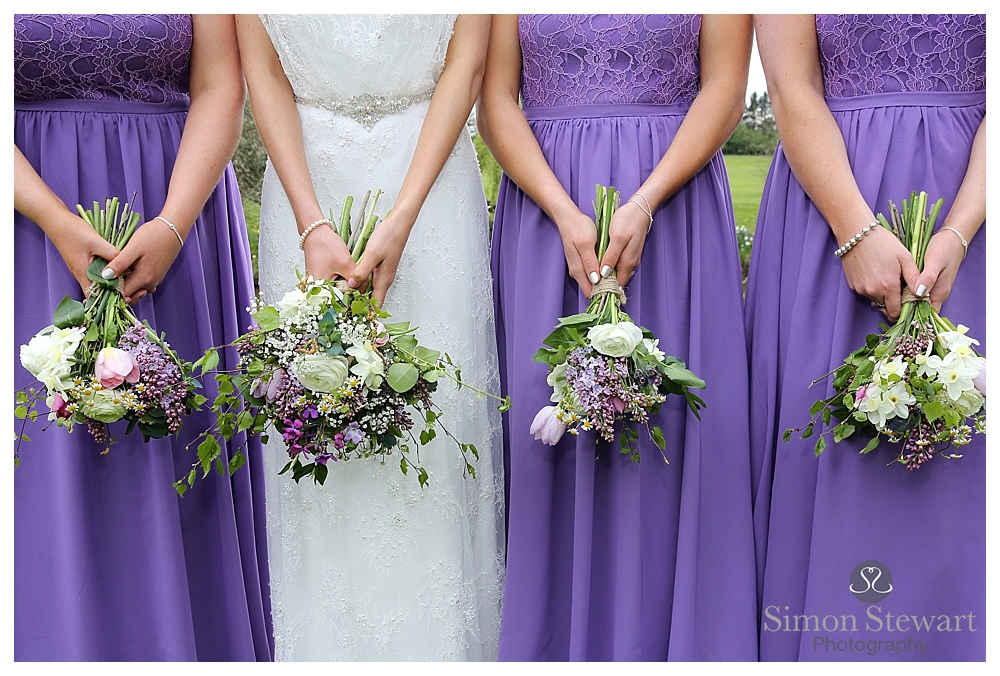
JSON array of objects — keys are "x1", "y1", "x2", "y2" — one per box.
[
  {"x1": 834, "y1": 221, "x2": 879, "y2": 258},
  {"x1": 938, "y1": 226, "x2": 968, "y2": 259},
  {"x1": 299, "y1": 218, "x2": 334, "y2": 250},
  {"x1": 156, "y1": 216, "x2": 185, "y2": 247}
]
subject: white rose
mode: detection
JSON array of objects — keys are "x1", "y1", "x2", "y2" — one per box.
[
  {"x1": 292, "y1": 353, "x2": 349, "y2": 393},
  {"x1": 588, "y1": 322, "x2": 643, "y2": 358},
  {"x1": 20, "y1": 333, "x2": 55, "y2": 380},
  {"x1": 955, "y1": 388, "x2": 985, "y2": 417},
  {"x1": 81, "y1": 388, "x2": 127, "y2": 423},
  {"x1": 278, "y1": 288, "x2": 308, "y2": 320},
  {"x1": 304, "y1": 285, "x2": 332, "y2": 308}
]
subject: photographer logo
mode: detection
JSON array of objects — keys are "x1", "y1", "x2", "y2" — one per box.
[{"x1": 849, "y1": 560, "x2": 893, "y2": 603}]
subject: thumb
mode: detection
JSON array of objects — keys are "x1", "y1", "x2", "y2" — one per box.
[
  {"x1": 903, "y1": 256, "x2": 931, "y2": 298},
  {"x1": 349, "y1": 253, "x2": 376, "y2": 290},
  {"x1": 102, "y1": 246, "x2": 138, "y2": 280}
]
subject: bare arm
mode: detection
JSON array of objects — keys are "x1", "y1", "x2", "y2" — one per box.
[
  {"x1": 477, "y1": 14, "x2": 601, "y2": 297},
  {"x1": 914, "y1": 116, "x2": 985, "y2": 309},
  {"x1": 103, "y1": 14, "x2": 247, "y2": 303},
  {"x1": 236, "y1": 13, "x2": 355, "y2": 283},
  {"x1": 600, "y1": 14, "x2": 752, "y2": 287},
  {"x1": 755, "y1": 15, "x2": 920, "y2": 321},
  {"x1": 349, "y1": 14, "x2": 492, "y2": 304},
  {"x1": 14, "y1": 145, "x2": 121, "y2": 294}
]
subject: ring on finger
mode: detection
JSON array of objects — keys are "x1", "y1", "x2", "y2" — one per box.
[{"x1": 872, "y1": 299, "x2": 886, "y2": 309}]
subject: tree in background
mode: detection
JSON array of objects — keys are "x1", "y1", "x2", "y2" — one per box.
[{"x1": 722, "y1": 91, "x2": 778, "y2": 155}]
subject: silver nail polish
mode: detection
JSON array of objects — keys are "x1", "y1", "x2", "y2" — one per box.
[
  {"x1": 600, "y1": 265, "x2": 612, "y2": 278},
  {"x1": 916, "y1": 284, "x2": 927, "y2": 297},
  {"x1": 588, "y1": 271, "x2": 600, "y2": 284},
  {"x1": 101, "y1": 268, "x2": 115, "y2": 280}
]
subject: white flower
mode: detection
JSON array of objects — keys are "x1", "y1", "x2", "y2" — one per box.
[
  {"x1": 292, "y1": 353, "x2": 349, "y2": 393},
  {"x1": 81, "y1": 388, "x2": 127, "y2": 423},
  {"x1": 917, "y1": 348, "x2": 945, "y2": 379},
  {"x1": 346, "y1": 341, "x2": 385, "y2": 390},
  {"x1": 529, "y1": 405, "x2": 567, "y2": 445},
  {"x1": 947, "y1": 342, "x2": 981, "y2": 370},
  {"x1": 278, "y1": 288, "x2": 308, "y2": 320},
  {"x1": 19, "y1": 327, "x2": 85, "y2": 392},
  {"x1": 882, "y1": 381, "x2": 915, "y2": 420},
  {"x1": 642, "y1": 338, "x2": 666, "y2": 363},
  {"x1": 304, "y1": 284, "x2": 332, "y2": 308},
  {"x1": 858, "y1": 385, "x2": 891, "y2": 428},
  {"x1": 954, "y1": 388, "x2": 985, "y2": 417},
  {"x1": 876, "y1": 356, "x2": 906, "y2": 382},
  {"x1": 936, "y1": 353, "x2": 980, "y2": 401},
  {"x1": 547, "y1": 362, "x2": 568, "y2": 403},
  {"x1": 588, "y1": 321, "x2": 643, "y2": 358},
  {"x1": 938, "y1": 325, "x2": 979, "y2": 351}
]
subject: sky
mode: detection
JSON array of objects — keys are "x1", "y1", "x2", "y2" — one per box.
[{"x1": 747, "y1": 37, "x2": 767, "y2": 103}]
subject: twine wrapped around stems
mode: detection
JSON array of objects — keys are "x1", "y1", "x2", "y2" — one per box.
[
  {"x1": 901, "y1": 286, "x2": 928, "y2": 304},
  {"x1": 590, "y1": 277, "x2": 627, "y2": 304},
  {"x1": 85, "y1": 276, "x2": 125, "y2": 299}
]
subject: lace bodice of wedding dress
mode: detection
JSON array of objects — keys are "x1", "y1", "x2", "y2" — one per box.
[{"x1": 256, "y1": 14, "x2": 504, "y2": 662}]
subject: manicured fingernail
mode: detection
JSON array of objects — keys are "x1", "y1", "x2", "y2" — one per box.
[
  {"x1": 588, "y1": 271, "x2": 600, "y2": 284},
  {"x1": 347, "y1": 278, "x2": 358, "y2": 288},
  {"x1": 916, "y1": 284, "x2": 927, "y2": 297},
  {"x1": 600, "y1": 265, "x2": 612, "y2": 278},
  {"x1": 101, "y1": 267, "x2": 115, "y2": 280}
]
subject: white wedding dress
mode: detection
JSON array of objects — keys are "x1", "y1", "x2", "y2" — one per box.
[{"x1": 256, "y1": 15, "x2": 504, "y2": 661}]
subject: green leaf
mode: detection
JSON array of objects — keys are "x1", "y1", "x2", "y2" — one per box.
[
  {"x1": 386, "y1": 362, "x2": 420, "y2": 393},
  {"x1": 419, "y1": 428, "x2": 437, "y2": 445},
  {"x1": 215, "y1": 457, "x2": 225, "y2": 475},
  {"x1": 423, "y1": 368, "x2": 441, "y2": 383},
  {"x1": 801, "y1": 422, "x2": 814, "y2": 439},
  {"x1": 174, "y1": 481, "x2": 187, "y2": 497},
  {"x1": 833, "y1": 423, "x2": 855, "y2": 443},
  {"x1": 313, "y1": 462, "x2": 328, "y2": 485},
  {"x1": 781, "y1": 429, "x2": 793, "y2": 443},
  {"x1": 861, "y1": 436, "x2": 880, "y2": 454},
  {"x1": 497, "y1": 396, "x2": 512, "y2": 413},
  {"x1": 400, "y1": 456, "x2": 408, "y2": 475},
  {"x1": 651, "y1": 426, "x2": 666, "y2": 450},
  {"x1": 253, "y1": 306, "x2": 281, "y2": 331},
  {"x1": 822, "y1": 408, "x2": 832, "y2": 426},
  {"x1": 923, "y1": 400, "x2": 945, "y2": 422},
  {"x1": 53, "y1": 295, "x2": 86, "y2": 329},
  {"x1": 14, "y1": 405, "x2": 27, "y2": 419},
  {"x1": 417, "y1": 467, "x2": 429, "y2": 488},
  {"x1": 413, "y1": 345, "x2": 440, "y2": 366},
  {"x1": 814, "y1": 435, "x2": 827, "y2": 457},
  {"x1": 199, "y1": 349, "x2": 220, "y2": 375},
  {"x1": 384, "y1": 321, "x2": 414, "y2": 335},
  {"x1": 556, "y1": 312, "x2": 599, "y2": 327},
  {"x1": 351, "y1": 299, "x2": 368, "y2": 315},
  {"x1": 808, "y1": 399, "x2": 826, "y2": 417}
]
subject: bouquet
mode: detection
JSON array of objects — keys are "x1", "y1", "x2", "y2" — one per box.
[
  {"x1": 15, "y1": 197, "x2": 203, "y2": 462},
  {"x1": 530, "y1": 184, "x2": 705, "y2": 462},
  {"x1": 176, "y1": 190, "x2": 509, "y2": 494},
  {"x1": 786, "y1": 191, "x2": 986, "y2": 469}
]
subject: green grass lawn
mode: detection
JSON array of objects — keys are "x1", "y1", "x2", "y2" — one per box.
[{"x1": 723, "y1": 153, "x2": 771, "y2": 232}]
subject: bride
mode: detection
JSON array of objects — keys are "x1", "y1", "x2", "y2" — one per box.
[{"x1": 236, "y1": 15, "x2": 504, "y2": 661}]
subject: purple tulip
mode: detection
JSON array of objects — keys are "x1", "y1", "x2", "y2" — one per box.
[
  {"x1": 266, "y1": 368, "x2": 287, "y2": 403},
  {"x1": 611, "y1": 396, "x2": 625, "y2": 413}
]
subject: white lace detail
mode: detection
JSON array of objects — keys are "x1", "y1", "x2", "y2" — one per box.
[{"x1": 256, "y1": 14, "x2": 504, "y2": 661}]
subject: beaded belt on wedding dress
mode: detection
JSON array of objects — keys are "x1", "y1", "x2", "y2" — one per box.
[{"x1": 295, "y1": 89, "x2": 434, "y2": 132}]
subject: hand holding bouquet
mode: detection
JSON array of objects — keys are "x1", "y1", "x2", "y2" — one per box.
[
  {"x1": 15, "y1": 198, "x2": 203, "y2": 461},
  {"x1": 531, "y1": 185, "x2": 705, "y2": 462},
  {"x1": 786, "y1": 191, "x2": 986, "y2": 469},
  {"x1": 177, "y1": 190, "x2": 509, "y2": 494}
]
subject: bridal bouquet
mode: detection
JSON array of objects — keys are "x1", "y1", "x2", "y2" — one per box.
[
  {"x1": 15, "y1": 198, "x2": 203, "y2": 462},
  {"x1": 530, "y1": 184, "x2": 705, "y2": 462},
  {"x1": 786, "y1": 191, "x2": 986, "y2": 469},
  {"x1": 176, "y1": 190, "x2": 509, "y2": 494}
]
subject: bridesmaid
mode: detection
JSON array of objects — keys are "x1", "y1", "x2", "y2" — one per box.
[
  {"x1": 479, "y1": 14, "x2": 758, "y2": 660},
  {"x1": 14, "y1": 15, "x2": 272, "y2": 660},
  {"x1": 747, "y1": 15, "x2": 985, "y2": 661}
]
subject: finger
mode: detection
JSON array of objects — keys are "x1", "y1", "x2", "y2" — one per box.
[
  {"x1": 615, "y1": 241, "x2": 643, "y2": 288},
  {"x1": 900, "y1": 255, "x2": 925, "y2": 298},
  {"x1": 93, "y1": 239, "x2": 121, "y2": 265},
  {"x1": 103, "y1": 248, "x2": 140, "y2": 281},
  {"x1": 884, "y1": 282, "x2": 902, "y2": 322},
  {"x1": 578, "y1": 244, "x2": 600, "y2": 297},
  {"x1": 600, "y1": 233, "x2": 628, "y2": 280},
  {"x1": 911, "y1": 268, "x2": 938, "y2": 300},
  {"x1": 349, "y1": 253, "x2": 377, "y2": 290}
]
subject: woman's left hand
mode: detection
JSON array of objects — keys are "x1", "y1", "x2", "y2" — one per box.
[
  {"x1": 348, "y1": 212, "x2": 413, "y2": 306},
  {"x1": 599, "y1": 200, "x2": 651, "y2": 288},
  {"x1": 103, "y1": 219, "x2": 184, "y2": 304},
  {"x1": 911, "y1": 229, "x2": 968, "y2": 311}
]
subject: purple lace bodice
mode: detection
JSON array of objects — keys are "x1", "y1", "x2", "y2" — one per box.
[
  {"x1": 14, "y1": 14, "x2": 192, "y2": 103},
  {"x1": 519, "y1": 14, "x2": 701, "y2": 109},
  {"x1": 816, "y1": 14, "x2": 986, "y2": 98}
]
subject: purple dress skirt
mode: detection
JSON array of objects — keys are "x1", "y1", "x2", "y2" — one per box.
[
  {"x1": 14, "y1": 15, "x2": 273, "y2": 661},
  {"x1": 492, "y1": 15, "x2": 758, "y2": 661},
  {"x1": 746, "y1": 15, "x2": 986, "y2": 661}
]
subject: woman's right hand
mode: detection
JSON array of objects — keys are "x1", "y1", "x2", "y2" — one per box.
[
  {"x1": 45, "y1": 211, "x2": 122, "y2": 296},
  {"x1": 302, "y1": 223, "x2": 357, "y2": 282},
  {"x1": 839, "y1": 225, "x2": 921, "y2": 322},
  {"x1": 555, "y1": 208, "x2": 601, "y2": 298}
]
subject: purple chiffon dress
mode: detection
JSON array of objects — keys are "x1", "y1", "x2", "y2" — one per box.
[
  {"x1": 492, "y1": 15, "x2": 758, "y2": 661},
  {"x1": 745, "y1": 15, "x2": 986, "y2": 662},
  {"x1": 14, "y1": 15, "x2": 273, "y2": 661}
]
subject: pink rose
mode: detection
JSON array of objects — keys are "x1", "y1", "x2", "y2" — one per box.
[
  {"x1": 95, "y1": 347, "x2": 139, "y2": 389},
  {"x1": 50, "y1": 392, "x2": 70, "y2": 419},
  {"x1": 374, "y1": 322, "x2": 389, "y2": 347},
  {"x1": 529, "y1": 405, "x2": 567, "y2": 446}
]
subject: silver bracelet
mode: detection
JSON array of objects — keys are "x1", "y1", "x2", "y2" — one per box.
[
  {"x1": 834, "y1": 221, "x2": 879, "y2": 258},
  {"x1": 156, "y1": 216, "x2": 185, "y2": 247},
  {"x1": 299, "y1": 218, "x2": 334, "y2": 250},
  {"x1": 938, "y1": 226, "x2": 968, "y2": 259},
  {"x1": 627, "y1": 193, "x2": 654, "y2": 231}
]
